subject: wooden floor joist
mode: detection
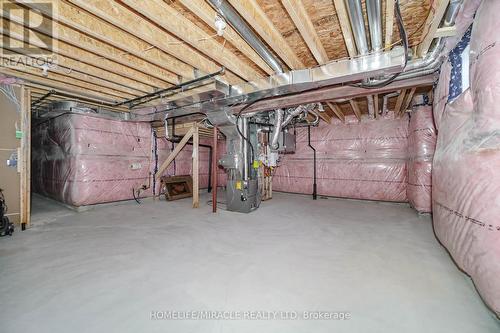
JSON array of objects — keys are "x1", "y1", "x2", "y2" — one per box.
[
  {"x1": 120, "y1": 0, "x2": 261, "y2": 82},
  {"x1": 65, "y1": 0, "x2": 244, "y2": 84},
  {"x1": 177, "y1": 0, "x2": 274, "y2": 75},
  {"x1": 402, "y1": 87, "x2": 417, "y2": 115},
  {"x1": 0, "y1": 67, "x2": 132, "y2": 102},
  {"x1": 1, "y1": 6, "x2": 176, "y2": 87},
  {"x1": 281, "y1": 0, "x2": 329, "y2": 64},
  {"x1": 417, "y1": 0, "x2": 451, "y2": 56},
  {"x1": 394, "y1": 89, "x2": 407, "y2": 116},
  {"x1": 0, "y1": 20, "x2": 156, "y2": 93},
  {"x1": 349, "y1": 99, "x2": 362, "y2": 122},
  {"x1": 19, "y1": 0, "x2": 192, "y2": 84},
  {"x1": 228, "y1": 0, "x2": 304, "y2": 69},
  {"x1": 332, "y1": 0, "x2": 357, "y2": 58},
  {"x1": 326, "y1": 102, "x2": 345, "y2": 123}
]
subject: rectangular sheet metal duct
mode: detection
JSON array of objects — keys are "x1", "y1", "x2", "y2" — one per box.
[{"x1": 132, "y1": 48, "x2": 405, "y2": 121}]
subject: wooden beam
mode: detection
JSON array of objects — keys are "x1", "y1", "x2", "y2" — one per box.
[
  {"x1": 156, "y1": 126, "x2": 195, "y2": 181},
  {"x1": 0, "y1": 68, "x2": 129, "y2": 105},
  {"x1": 1, "y1": 4, "x2": 178, "y2": 86},
  {"x1": 192, "y1": 124, "x2": 199, "y2": 208},
  {"x1": 402, "y1": 87, "x2": 416, "y2": 115},
  {"x1": 435, "y1": 26, "x2": 457, "y2": 38},
  {"x1": 30, "y1": 92, "x2": 128, "y2": 113},
  {"x1": 0, "y1": 20, "x2": 156, "y2": 93},
  {"x1": 233, "y1": 74, "x2": 437, "y2": 114},
  {"x1": 349, "y1": 99, "x2": 362, "y2": 122},
  {"x1": 374, "y1": 94, "x2": 379, "y2": 118},
  {"x1": 0, "y1": 49, "x2": 145, "y2": 97},
  {"x1": 20, "y1": 85, "x2": 31, "y2": 229},
  {"x1": 0, "y1": 58, "x2": 137, "y2": 99},
  {"x1": 384, "y1": 0, "x2": 395, "y2": 49},
  {"x1": 326, "y1": 102, "x2": 345, "y2": 123},
  {"x1": 281, "y1": 0, "x2": 329, "y2": 64},
  {"x1": 317, "y1": 109, "x2": 332, "y2": 124},
  {"x1": 177, "y1": 0, "x2": 274, "y2": 75},
  {"x1": 417, "y1": 0, "x2": 450, "y2": 57},
  {"x1": 394, "y1": 89, "x2": 407, "y2": 116},
  {"x1": 228, "y1": 0, "x2": 304, "y2": 69},
  {"x1": 0, "y1": 67, "x2": 134, "y2": 102},
  {"x1": 119, "y1": 0, "x2": 262, "y2": 82},
  {"x1": 332, "y1": 0, "x2": 357, "y2": 57}
]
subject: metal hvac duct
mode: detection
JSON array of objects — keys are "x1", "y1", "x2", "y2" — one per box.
[
  {"x1": 345, "y1": 0, "x2": 369, "y2": 55},
  {"x1": 270, "y1": 109, "x2": 284, "y2": 149},
  {"x1": 367, "y1": 0, "x2": 464, "y2": 85},
  {"x1": 366, "y1": 0, "x2": 383, "y2": 52},
  {"x1": 208, "y1": 0, "x2": 284, "y2": 73},
  {"x1": 444, "y1": 0, "x2": 462, "y2": 26}
]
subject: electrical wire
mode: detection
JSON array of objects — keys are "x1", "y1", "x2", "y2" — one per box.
[
  {"x1": 132, "y1": 188, "x2": 141, "y2": 204},
  {"x1": 0, "y1": 83, "x2": 21, "y2": 113},
  {"x1": 356, "y1": 0, "x2": 409, "y2": 89},
  {"x1": 234, "y1": 99, "x2": 261, "y2": 164}
]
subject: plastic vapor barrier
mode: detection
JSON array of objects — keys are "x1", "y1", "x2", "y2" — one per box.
[
  {"x1": 32, "y1": 114, "x2": 223, "y2": 206},
  {"x1": 273, "y1": 112, "x2": 409, "y2": 202},
  {"x1": 432, "y1": 0, "x2": 500, "y2": 316},
  {"x1": 32, "y1": 114, "x2": 153, "y2": 206},
  {"x1": 407, "y1": 106, "x2": 436, "y2": 213}
]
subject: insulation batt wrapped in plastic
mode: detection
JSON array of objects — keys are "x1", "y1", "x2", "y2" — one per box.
[
  {"x1": 273, "y1": 112, "x2": 409, "y2": 202},
  {"x1": 407, "y1": 106, "x2": 436, "y2": 213},
  {"x1": 32, "y1": 114, "x2": 223, "y2": 206},
  {"x1": 432, "y1": 0, "x2": 500, "y2": 316},
  {"x1": 32, "y1": 114, "x2": 153, "y2": 206}
]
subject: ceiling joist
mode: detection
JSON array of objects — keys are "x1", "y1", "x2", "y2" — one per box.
[
  {"x1": 281, "y1": 0, "x2": 329, "y2": 64},
  {"x1": 118, "y1": 0, "x2": 263, "y2": 82},
  {"x1": 227, "y1": 0, "x2": 304, "y2": 69},
  {"x1": 384, "y1": 0, "x2": 396, "y2": 49},
  {"x1": 394, "y1": 89, "x2": 407, "y2": 116},
  {"x1": 176, "y1": 0, "x2": 275, "y2": 75},
  {"x1": 326, "y1": 102, "x2": 345, "y2": 123},
  {"x1": 1, "y1": 4, "x2": 177, "y2": 87},
  {"x1": 332, "y1": 0, "x2": 357, "y2": 58},
  {"x1": 0, "y1": 22, "x2": 154, "y2": 94},
  {"x1": 349, "y1": 99, "x2": 362, "y2": 122},
  {"x1": 417, "y1": 0, "x2": 450, "y2": 56}
]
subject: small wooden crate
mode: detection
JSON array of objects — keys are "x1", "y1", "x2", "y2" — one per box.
[{"x1": 160, "y1": 175, "x2": 193, "y2": 201}]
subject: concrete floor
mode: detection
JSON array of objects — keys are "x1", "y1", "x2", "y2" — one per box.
[{"x1": 1, "y1": 192, "x2": 499, "y2": 333}]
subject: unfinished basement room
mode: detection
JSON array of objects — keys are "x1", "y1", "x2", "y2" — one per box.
[{"x1": 0, "y1": 0, "x2": 499, "y2": 332}]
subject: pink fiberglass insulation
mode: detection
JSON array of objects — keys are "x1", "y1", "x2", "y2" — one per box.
[
  {"x1": 273, "y1": 112, "x2": 409, "y2": 202},
  {"x1": 32, "y1": 114, "x2": 154, "y2": 206},
  {"x1": 407, "y1": 106, "x2": 437, "y2": 213},
  {"x1": 32, "y1": 114, "x2": 224, "y2": 206},
  {"x1": 432, "y1": 0, "x2": 500, "y2": 316}
]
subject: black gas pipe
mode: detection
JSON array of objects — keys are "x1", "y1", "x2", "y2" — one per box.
[{"x1": 307, "y1": 126, "x2": 317, "y2": 200}]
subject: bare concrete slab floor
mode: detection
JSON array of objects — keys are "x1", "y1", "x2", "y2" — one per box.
[{"x1": 1, "y1": 192, "x2": 499, "y2": 333}]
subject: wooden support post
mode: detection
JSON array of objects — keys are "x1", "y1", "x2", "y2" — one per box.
[
  {"x1": 374, "y1": 94, "x2": 379, "y2": 118},
  {"x1": 212, "y1": 126, "x2": 218, "y2": 213},
  {"x1": 155, "y1": 126, "x2": 195, "y2": 182},
  {"x1": 20, "y1": 85, "x2": 31, "y2": 230},
  {"x1": 192, "y1": 124, "x2": 199, "y2": 208}
]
